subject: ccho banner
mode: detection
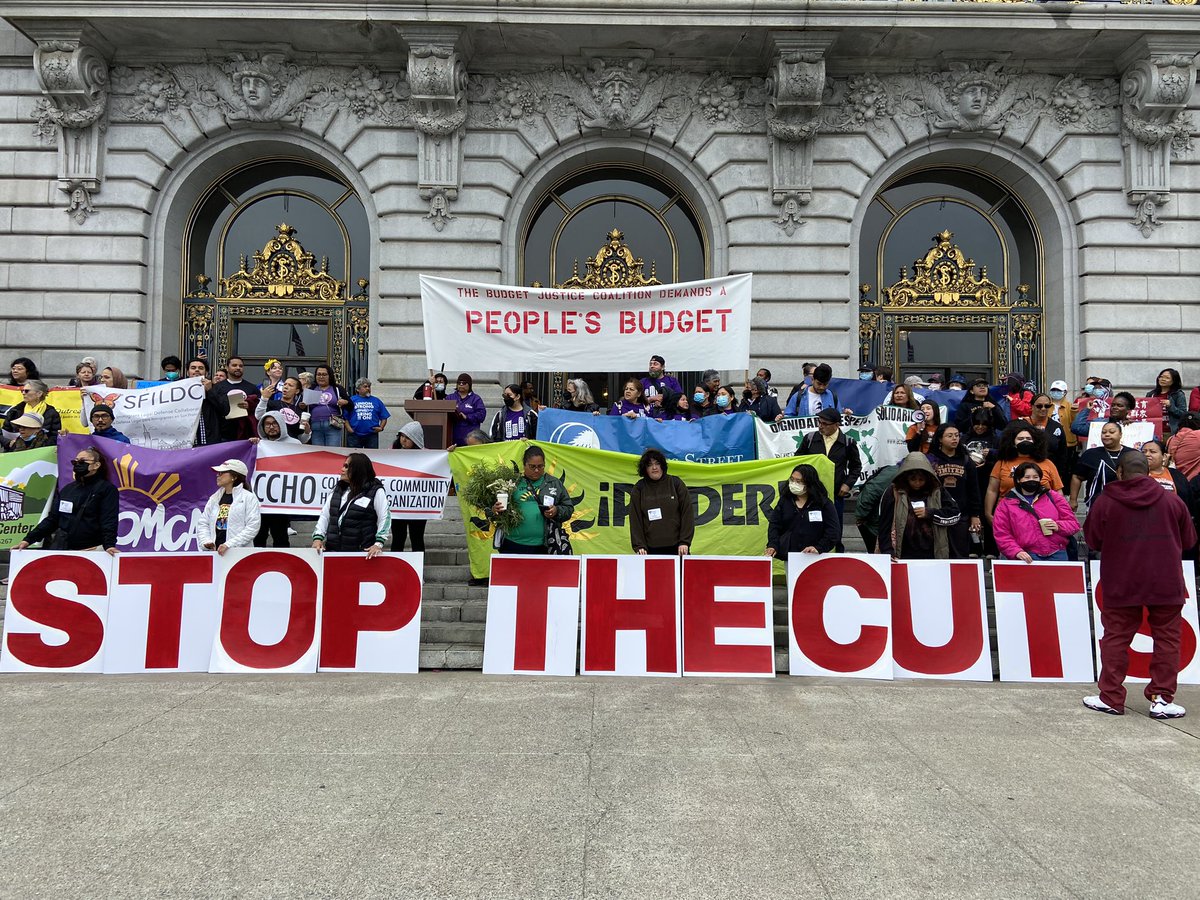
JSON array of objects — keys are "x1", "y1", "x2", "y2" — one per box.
[
  {"x1": 253, "y1": 443, "x2": 451, "y2": 518},
  {"x1": 420, "y1": 273, "x2": 752, "y2": 371}
]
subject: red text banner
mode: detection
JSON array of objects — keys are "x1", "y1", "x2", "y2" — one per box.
[
  {"x1": 483, "y1": 555, "x2": 582, "y2": 677},
  {"x1": 420, "y1": 274, "x2": 752, "y2": 371},
  {"x1": 580, "y1": 556, "x2": 682, "y2": 677},
  {"x1": 891, "y1": 561, "x2": 991, "y2": 681},
  {"x1": 992, "y1": 561, "x2": 1094, "y2": 682}
]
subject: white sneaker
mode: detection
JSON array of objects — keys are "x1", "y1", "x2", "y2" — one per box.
[
  {"x1": 1083, "y1": 695, "x2": 1122, "y2": 715},
  {"x1": 1149, "y1": 695, "x2": 1186, "y2": 719}
]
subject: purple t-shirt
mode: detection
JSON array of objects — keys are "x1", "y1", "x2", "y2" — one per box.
[
  {"x1": 452, "y1": 391, "x2": 486, "y2": 445},
  {"x1": 501, "y1": 408, "x2": 529, "y2": 440}
]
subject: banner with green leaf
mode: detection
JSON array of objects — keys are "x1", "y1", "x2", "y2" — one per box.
[{"x1": 0, "y1": 446, "x2": 58, "y2": 549}]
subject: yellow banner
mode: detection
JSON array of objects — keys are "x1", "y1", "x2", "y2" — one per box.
[
  {"x1": 0, "y1": 385, "x2": 88, "y2": 434},
  {"x1": 447, "y1": 440, "x2": 835, "y2": 579}
]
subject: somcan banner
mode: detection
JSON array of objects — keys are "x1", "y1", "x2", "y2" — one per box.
[
  {"x1": 0, "y1": 386, "x2": 88, "y2": 434},
  {"x1": 57, "y1": 433, "x2": 258, "y2": 552},
  {"x1": 755, "y1": 405, "x2": 919, "y2": 484},
  {"x1": 81, "y1": 377, "x2": 206, "y2": 450},
  {"x1": 253, "y1": 442, "x2": 451, "y2": 518},
  {"x1": 447, "y1": 440, "x2": 835, "y2": 580},
  {"x1": 420, "y1": 273, "x2": 752, "y2": 371},
  {"x1": 538, "y1": 407, "x2": 756, "y2": 464},
  {"x1": 0, "y1": 445, "x2": 58, "y2": 549}
]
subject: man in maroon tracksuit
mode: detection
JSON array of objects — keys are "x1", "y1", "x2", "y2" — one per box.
[{"x1": 1082, "y1": 452, "x2": 1196, "y2": 718}]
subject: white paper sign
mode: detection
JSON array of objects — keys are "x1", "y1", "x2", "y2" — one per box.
[
  {"x1": 891, "y1": 560, "x2": 992, "y2": 681},
  {"x1": 580, "y1": 555, "x2": 682, "y2": 677},
  {"x1": 992, "y1": 560, "x2": 1093, "y2": 682},
  {"x1": 317, "y1": 553, "x2": 424, "y2": 674},
  {"x1": 82, "y1": 377, "x2": 206, "y2": 450},
  {"x1": 483, "y1": 555, "x2": 582, "y2": 676}
]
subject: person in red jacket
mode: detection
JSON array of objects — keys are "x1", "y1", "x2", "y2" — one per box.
[
  {"x1": 1082, "y1": 452, "x2": 1197, "y2": 719},
  {"x1": 1002, "y1": 373, "x2": 1034, "y2": 419}
]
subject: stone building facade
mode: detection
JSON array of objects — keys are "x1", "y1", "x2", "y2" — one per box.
[{"x1": 1, "y1": 2, "x2": 1198, "y2": 406}]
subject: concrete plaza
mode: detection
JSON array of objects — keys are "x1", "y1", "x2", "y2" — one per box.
[{"x1": 0, "y1": 673, "x2": 1196, "y2": 899}]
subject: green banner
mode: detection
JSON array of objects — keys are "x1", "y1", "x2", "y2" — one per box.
[
  {"x1": 448, "y1": 440, "x2": 835, "y2": 579},
  {"x1": 0, "y1": 446, "x2": 58, "y2": 550}
]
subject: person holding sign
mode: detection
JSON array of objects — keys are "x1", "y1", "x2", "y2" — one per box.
[
  {"x1": 488, "y1": 446, "x2": 575, "y2": 555},
  {"x1": 765, "y1": 463, "x2": 840, "y2": 557},
  {"x1": 992, "y1": 461, "x2": 1081, "y2": 563},
  {"x1": 312, "y1": 453, "x2": 390, "y2": 558},
  {"x1": 629, "y1": 449, "x2": 694, "y2": 556},
  {"x1": 17, "y1": 446, "x2": 118, "y2": 555},
  {"x1": 795, "y1": 408, "x2": 862, "y2": 551},
  {"x1": 195, "y1": 459, "x2": 261, "y2": 556},
  {"x1": 3, "y1": 412, "x2": 52, "y2": 452}
]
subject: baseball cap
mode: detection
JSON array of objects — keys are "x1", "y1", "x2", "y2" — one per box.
[
  {"x1": 1050, "y1": 380, "x2": 1068, "y2": 392},
  {"x1": 212, "y1": 459, "x2": 249, "y2": 477},
  {"x1": 903, "y1": 375, "x2": 928, "y2": 388}
]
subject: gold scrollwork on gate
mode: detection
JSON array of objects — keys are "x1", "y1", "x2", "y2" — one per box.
[
  {"x1": 557, "y1": 228, "x2": 662, "y2": 290},
  {"x1": 346, "y1": 307, "x2": 370, "y2": 355},
  {"x1": 220, "y1": 222, "x2": 346, "y2": 301},
  {"x1": 884, "y1": 230, "x2": 1007, "y2": 309}
]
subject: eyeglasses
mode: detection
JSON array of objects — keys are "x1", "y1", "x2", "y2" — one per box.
[
  {"x1": 92, "y1": 413, "x2": 112, "y2": 419},
  {"x1": 20, "y1": 389, "x2": 33, "y2": 394},
  {"x1": 1033, "y1": 403, "x2": 1053, "y2": 409}
]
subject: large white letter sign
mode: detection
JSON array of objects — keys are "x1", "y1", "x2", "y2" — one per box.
[
  {"x1": 317, "y1": 553, "x2": 424, "y2": 674},
  {"x1": 891, "y1": 561, "x2": 992, "y2": 681},
  {"x1": 1090, "y1": 561, "x2": 1200, "y2": 685},
  {"x1": 580, "y1": 556, "x2": 681, "y2": 676},
  {"x1": 681, "y1": 557, "x2": 774, "y2": 677},
  {"x1": 787, "y1": 553, "x2": 892, "y2": 680},
  {"x1": 483, "y1": 555, "x2": 582, "y2": 677},
  {"x1": 992, "y1": 561, "x2": 1093, "y2": 682},
  {"x1": 0, "y1": 551, "x2": 112, "y2": 673},
  {"x1": 209, "y1": 549, "x2": 322, "y2": 674},
  {"x1": 104, "y1": 553, "x2": 219, "y2": 673}
]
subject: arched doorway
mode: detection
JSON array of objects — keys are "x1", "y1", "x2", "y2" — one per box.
[
  {"x1": 178, "y1": 158, "x2": 371, "y2": 384},
  {"x1": 518, "y1": 164, "x2": 709, "y2": 409},
  {"x1": 857, "y1": 166, "x2": 1044, "y2": 386}
]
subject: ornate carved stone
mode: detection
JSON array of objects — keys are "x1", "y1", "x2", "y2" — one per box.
[
  {"x1": 29, "y1": 26, "x2": 110, "y2": 225},
  {"x1": 400, "y1": 26, "x2": 469, "y2": 232},
  {"x1": 220, "y1": 222, "x2": 345, "y2": 302},
  {"x1": 765, "y1": 33, "x2": 834, "y2": 232},
  {"x1": 1118, "y1": 39, "x2": 1199, "y2": 237}
]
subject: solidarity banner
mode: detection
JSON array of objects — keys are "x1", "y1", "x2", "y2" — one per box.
[
  {"x1": 0, "y1": 386, "x2": 88, "y2": 434},
  {"x1": 447, "y1": 440, "x2": 835, "y2": 580},
  {"x1": 538, "y1": 408, "x2": 756, "y2": 464},
  {"x1": 82, "y1": 376, "x2": 206, "y2": 450},
  {"x1": 420, "y1": 274, "x2": 752, "y2": 371},
  {"x1": 0, "y1": 446, "x2": 58, "y2": 549},
  {"x1": 253, "y1": 443, "x2": 451, "y2": 518},
  {"x1": 755, "y1": 405, "x2": 920, "y2": 484}
]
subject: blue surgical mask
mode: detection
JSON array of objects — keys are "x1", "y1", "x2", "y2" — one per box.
[
  {"x1": 164, "y1": 371, "x2": 180, "y2": 381},
  {"x1": 1049, "y1": 390, "x2": 1065, "y2": 401},
  {"x1": 716, "y1": 395, "x2": 730, "y2": 409},
  {"x1": 858, "y1": 371, "x2": 873, "y2": 380},
  {"x1": 1094, "y1": 387, "x2": 1110, "y2": 399},
  {"x1": 1083, "y1": 384, "x2": 1095, "y2": 396},
  {"x1": 693, "y1": 392, "x2": 705, "y2": 404}
]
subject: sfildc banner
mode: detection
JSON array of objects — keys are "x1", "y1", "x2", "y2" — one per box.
[{"x1": 420, "y1": 274, "x2": 752, "y2": 371}]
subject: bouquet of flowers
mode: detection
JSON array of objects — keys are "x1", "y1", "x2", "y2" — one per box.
[{"x1": 460, "y1": 460, "x2": 522, "y2": 532}]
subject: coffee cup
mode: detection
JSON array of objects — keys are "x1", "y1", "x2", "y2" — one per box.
[
  {"x1": 1038, "y1": 517, "x2": 1054, "y2": 535},
  {"x1": 300, "y1": 411, "x2": 311, "y2": 424},
  {"x1": 496, "y1": 491, "x2": 508, "y2": 511}
]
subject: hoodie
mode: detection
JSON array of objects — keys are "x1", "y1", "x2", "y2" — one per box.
[
  {"x1": 1083, "y1": 474, "x2": 1196, "y2": 607},
  {"x1": 877, "y1": 452, "x2": 952, "y2": 559},
  {"x1": 257, "y1": 410, "x2": 301, "y2": 444}
]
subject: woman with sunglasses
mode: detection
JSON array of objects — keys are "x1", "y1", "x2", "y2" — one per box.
[
  {"x1": 1023, "y1": 392, "x2": 1069, "y2": 488},
  {"x1": 2, "y1": 379, "x2": 61, "y2": 442}
]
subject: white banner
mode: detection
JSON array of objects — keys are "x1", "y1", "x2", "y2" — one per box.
[
  {"x1": 252, "y1": 443, "x2": 451, "y2": 518},
  {"x1": 83, "y1": 377, "x2": 206, "y2": 450},
  {"x1": 755, "y1": 405, "x2": 919, "y2": 485},
  {"x1": 420, "y1": 273, "x2": 753, "y2": 371}
]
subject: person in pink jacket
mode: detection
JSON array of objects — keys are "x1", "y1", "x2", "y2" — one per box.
[{"x1": 992, "y1": 461, "x2": 1082, "y2": 562}]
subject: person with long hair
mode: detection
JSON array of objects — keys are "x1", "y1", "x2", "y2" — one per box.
[
  {"x1": 558, "y1": 378, "x2": 599, "y2": 414},
  {"x1": 953, "y1": 378, "x2": 1008, "y2": 434},
  {"x1": 629, "y1": 448, "x2": 694, "y2": 556},
  {"x1": 714, "y1": 384, "x2": 740, "y2": 415},
  {"x1": 195, "y1": 459, "x2": 261, "y2": 555},
  {"x1": 993, "y1": 461, "x2": 1082, "y2": 563},
  {"x1": 984, "y1": 420, "x2": 1063, "y2": 521},
  {"x1": 312, "y1": 452, "x2": 389, "y2": 557},
  {"x1": 8, "y1": 357, "x2": 39, "y2": 387},
  {"x1": 259, "y1": 358, "x2": 284, "y2": 402},
  {"x1": 905, "y1": 401, "x2": 941, "y2": 454},
  {"x1": 99, "y1": 366, "x2": 128, "y2": 389},
  {"x1": 885, "y1": 383, "x2": 918, "y2": 411},
  {"x1": 878, "y1": 452, "x2": 955, "y2": 560},
  {"x1": 610, "y1": 378, "x2": 648, "y2": 418},
  {"x1": 1148, "y1": 367, "x2": 1187, "y2": 437},
  {"x1": 765, "y1": 463, "x2": 840, "y2": 556},
  {"x1": 309, "y1": 364, "x2": 351, "y2": 447},
  {"x1": 1024, "y1": 391, "x2": 1069, "y2": 485},
  {"x1": 255, "y1": 375, "x2": 313, "y2": 443},
  {"x1": 1070, "y1": 420, "x2": 1128, "y2": 512},
  {"x1": 17, "y1": 445, "x2": 117, "y2": 554},
  {"x1": 926, "y1": 422, "x2": 982, "y2": 558},
  {"x1": 1141, "y1": 439, "x2": 1193, "y2": 509}
]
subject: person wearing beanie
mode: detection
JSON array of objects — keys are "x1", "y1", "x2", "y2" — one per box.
[
  {"x1": 640, "y1": 355, "x2": 683, "y2": 402},
  {"x1": 88, "y1": 404, "x2": 131, "y2": 444},
  {"x1": 391, "y1": 420, "x2": 427, "y2": 551}
]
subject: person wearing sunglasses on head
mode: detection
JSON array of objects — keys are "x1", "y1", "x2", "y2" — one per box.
[{"x1": 1023, "y1": 392, "x2": 1068, "y2": 489}]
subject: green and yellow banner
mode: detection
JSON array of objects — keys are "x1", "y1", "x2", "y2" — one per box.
[
  {"x1": 448, "y1": 440, "x2": 835, "y2": 579},
  {"x1": 0, "y1": 446, "x2": 59, "y2": 549},
  {"x1": 0, "y1": 386, "x2": 88, "y2": 434}
]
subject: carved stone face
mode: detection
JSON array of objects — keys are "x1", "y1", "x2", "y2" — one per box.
[
  {"x1": 958, "y1": 85, "x2": 988, "y2": 120},
  {"x1": 241, "y1": 75, "x2": 271, "y2": 110}
]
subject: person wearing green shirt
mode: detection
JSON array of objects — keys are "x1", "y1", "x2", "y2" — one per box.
[{"x1": 490, "y1": 445, "x2": 575, "y2": 554}]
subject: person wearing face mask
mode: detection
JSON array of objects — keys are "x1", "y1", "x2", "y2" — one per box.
[
  {"x1": 1070, "y1": 379, "x2": 1113, "y2": 437},
  {"x1": 714, "y1": 385, "x2": 740, "y2": 415},
  {"x1": 160, "y1": 355, "x2": 183, "y2": 382},
  {"x1": 640, "y1": 355, "x2": 683, "y2": 403},
  {"x1": 992, "y1": 461, "x2": 1081, "y2": 563},
  {"x1": 413, "y1": 371, "x2": 450, "y2": 401},
  {"x1": 691, "y1": 383, "x2": 717, "y2": 418},
  {"x1": 765, "y1": 463, "x2": 840, "y2": 557},
  {"x1": 17, "y1": 446, "x2": 118, "y2": 555},
  {"x1": 1070, "y1": 420, "x2": 1128, "y2": 511},
  {"x1": 490, "y1": 382, "x2": 538, "y2": 441},
  {"x1": 856, "y1": 364, "x2": 875, "y2": 382},
  {"x1": 796, "y1": 407, "x2": 862, "y2": 551},
  {"x1": 195, "y1": 459, "x2": 261, "y2": 556},
  {"x1": 1002, "y1": 373, "x2": 1034, "y2": 419},
  {"x1": 629, "y1": 449, "x2": 694, "y2": 556},
  {"x1": 1048, "y1": 379, "x2": 1077, "y2": 453},
  {"x1": 877, "y1": 452, "x2": 956, "y2": 560},
  {"x1": 557, "y1": 378, "x2": 599, "y2": 414},
  {"x1": 3, "y1": 412, "x2": 53, "y2": 452},
  {"x1": 985, "y1": 421, "x2": 1063, "y2": 522}
]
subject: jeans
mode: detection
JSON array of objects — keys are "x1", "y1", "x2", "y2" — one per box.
[
  {"x1": 309, "y1": 419, "x2": 343, "y2": 447},
  {"x1": 1031, "y1": 549, "x2": 1068, "y2": 561},
  {"x1": 347, "y1": 431, "x2": 379, "y2": 449}
]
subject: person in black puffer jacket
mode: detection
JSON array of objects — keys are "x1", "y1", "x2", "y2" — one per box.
[
  {"x1": 312, "y1": 452, "x2": 389, "y2": 556},
  {"x1": 19, "y1": 445, "x2": 118, "y2": 553}
]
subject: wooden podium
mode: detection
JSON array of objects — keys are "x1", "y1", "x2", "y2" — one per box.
[{"x1": 403, "y1": 399, "x2": 459, "y2": 449}]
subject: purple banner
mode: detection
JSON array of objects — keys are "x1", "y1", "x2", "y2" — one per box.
[{"x1": 57, "y1": 434, "x2": 258, "y2": 552}]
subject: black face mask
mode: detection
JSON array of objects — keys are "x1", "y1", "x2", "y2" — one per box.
[
  {"x1": 1019, "y1": 480, "x2": 1041, "y2": 493},
  {"x1": 1016, "y1": 440, "x2": 1035, "y2": 455},
  {"x1": 72, "y1": 460, "x2": 92, "y2": 478},
  {"x1": 504, "y1": 395, "x2": 518, "y2": 408}
]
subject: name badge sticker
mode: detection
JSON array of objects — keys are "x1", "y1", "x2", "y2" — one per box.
[{"x1": 647, "y1": 508, "x2": 663, "y2": 521}]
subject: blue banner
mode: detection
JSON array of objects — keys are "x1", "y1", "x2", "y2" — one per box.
[{"x1": 538, "y1": 408, "x2": 756, "y2": 463}]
